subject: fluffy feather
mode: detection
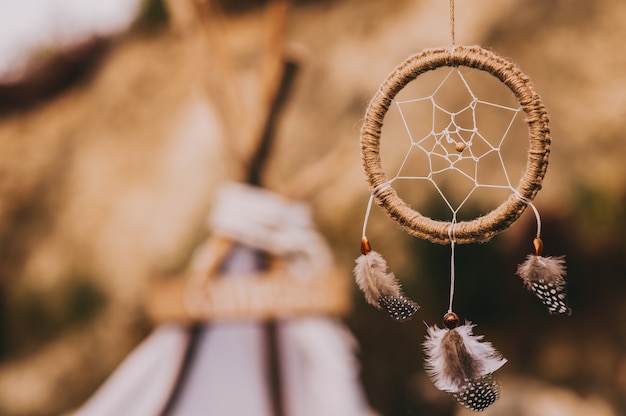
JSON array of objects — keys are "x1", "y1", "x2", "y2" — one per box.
[
  {"x1": 353, "y1": 251, "x2": 419, "y2": 321},
  {"x1": 423, "y1": 323, "x2": 506, "y2": 392},
  {"x1": 423, "y1": 322, "x2": 506, "y2": 411},
  {"x1": 516, "y1": 255, "x2": 571, "y2": 315}
]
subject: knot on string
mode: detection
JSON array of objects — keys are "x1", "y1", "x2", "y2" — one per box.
[
  {"x1": 448, "y1": 44, "x2": 459, "y2": 58},
  {"x1": 447, "y1": 220, "x2": 458, "y2": 244},
  {"x1": 372, "y1": 180, "x2": 393, "y2": 198},
  {"x1": 376, "y1": 86, "x2": 392, "y2": 102},
  {"x1": 512, "y1": 191, "x2": 531, "y2": 205}
]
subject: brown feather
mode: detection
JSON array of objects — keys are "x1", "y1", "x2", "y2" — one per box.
[
  {"x1": 441, "y1": 329, "x2": 480, "y2": 387},
  {"x1": 516, "y1": 254, "x2": 566, "y2": 285},
  {"x1": 354, "y1": 251, "x2": 419, "y2": 320}
]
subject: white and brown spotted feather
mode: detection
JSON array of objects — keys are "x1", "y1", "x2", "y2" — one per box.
[
  {"x1": 516, "y1": 254, "x2": 571, "y2": 315},
  {"x1": 354, "y1": 250, "x2": 419, "y2": 321},
  {"x1": 423, "y1": 322, "x2": 507, "y2": 412}
]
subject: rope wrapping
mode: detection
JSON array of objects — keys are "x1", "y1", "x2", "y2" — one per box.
[{"x1": 360, "y1": 45, "x2": 551, "y2": 244}]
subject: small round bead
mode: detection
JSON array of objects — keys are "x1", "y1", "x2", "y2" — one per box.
[{"x1": 443, "y1": 311, "x2": 460, "y2": 329}]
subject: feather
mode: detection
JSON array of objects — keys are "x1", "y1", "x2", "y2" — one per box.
[
  {"x1": 353, "y1": 250, "x2": 419, "y2": 321},
  {"x1": 423, "y1": 322, "x2": 506, "y2": 392},
  {"x1": 423, "y1": 321, "x2": 506, "y2": 412},
  {"x1": 451, "y1": 374, "x2": 501, "y2": 412},
  {"x1": 516, "y1": 254, "x2": 571, "y2": 315}
]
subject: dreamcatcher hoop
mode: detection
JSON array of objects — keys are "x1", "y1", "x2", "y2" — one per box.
[{"x1": 360, "y1": 44, "x2": 551, "y2": 245}]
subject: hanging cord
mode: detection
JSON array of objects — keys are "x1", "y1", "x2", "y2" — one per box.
[
  {"x1": 447, "y1": 219, "x2": 457, "y2": 313},
  {"x1": 361, "y1": 181, "x2": 393, "y2": 238},
  {"x1": 449, "y1": 0, "x2": 455, "y2": 46},
  {"x1": 514, "y1": 192, "x2": 543, "y2": 239},
  {"x1": 528, "y1": 200, "x2": 542, "y2": 239},
  {"x1": 448, "y1": 241, "x2": 456, "y2": 313},
  {"x1": 362, "y1": 194, "x2": 375, "y2": 238}
]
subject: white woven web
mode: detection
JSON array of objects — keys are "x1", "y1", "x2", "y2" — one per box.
[{"x1": 382, "y1": 67, "x2": 525, "y2": 223}]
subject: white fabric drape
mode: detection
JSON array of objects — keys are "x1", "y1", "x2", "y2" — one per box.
[{"x1": 75, "y1": 325, "x2": 190, "y2": 416}]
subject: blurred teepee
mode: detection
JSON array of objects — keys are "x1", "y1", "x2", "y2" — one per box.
[{"x1": 76, "y1": 1, "x2": 371, "y2": 414}]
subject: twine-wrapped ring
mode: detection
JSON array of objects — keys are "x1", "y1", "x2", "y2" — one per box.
[{"x1": 360, "y1": 45, "x2": 551, "y2": 244}]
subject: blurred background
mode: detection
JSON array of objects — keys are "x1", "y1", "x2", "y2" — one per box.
[{"x1": 1, "y1": 0, "x2": 625, "y2": 415}]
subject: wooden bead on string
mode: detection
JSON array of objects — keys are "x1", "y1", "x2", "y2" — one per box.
[
  {"x1": 443, "y1": 311, "x2": 460, "y2": 329},
  {"x1": 533, "y1": 236, "x2": 543, "y2": 256}
]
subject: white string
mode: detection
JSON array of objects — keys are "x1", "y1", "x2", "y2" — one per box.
[
  {"x1": 361, "y1": 181, "x2": 394, "y2": 238},
  {"x1": 377, "y1": 66, "x2": 526, "y2": 313},
  {"x1": 448, "y1": 218, "x2": 457, "y2": 313},
  {"x1": 390, "y1": 67, "x2": 523, "y2": 218},
  {"x1": 529, "y1": 201, "x2": 542, "y2": 238},
  {"x1": 515, "y1": 192, "x2": 542, "y2": 238},
  {"x1": 361, "y1": 193, "x2": 375, "y2": 238},
  {"x1": 361, "y1": 67, "x2": 525, "y2": 240},
  {"x1": 448, "y1": 240, "x2": 456, "y2": 313}
]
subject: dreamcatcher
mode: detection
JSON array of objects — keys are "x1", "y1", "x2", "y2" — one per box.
[{"x1": 354, "y1": 1, "x2": 570, "y2": 412}]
